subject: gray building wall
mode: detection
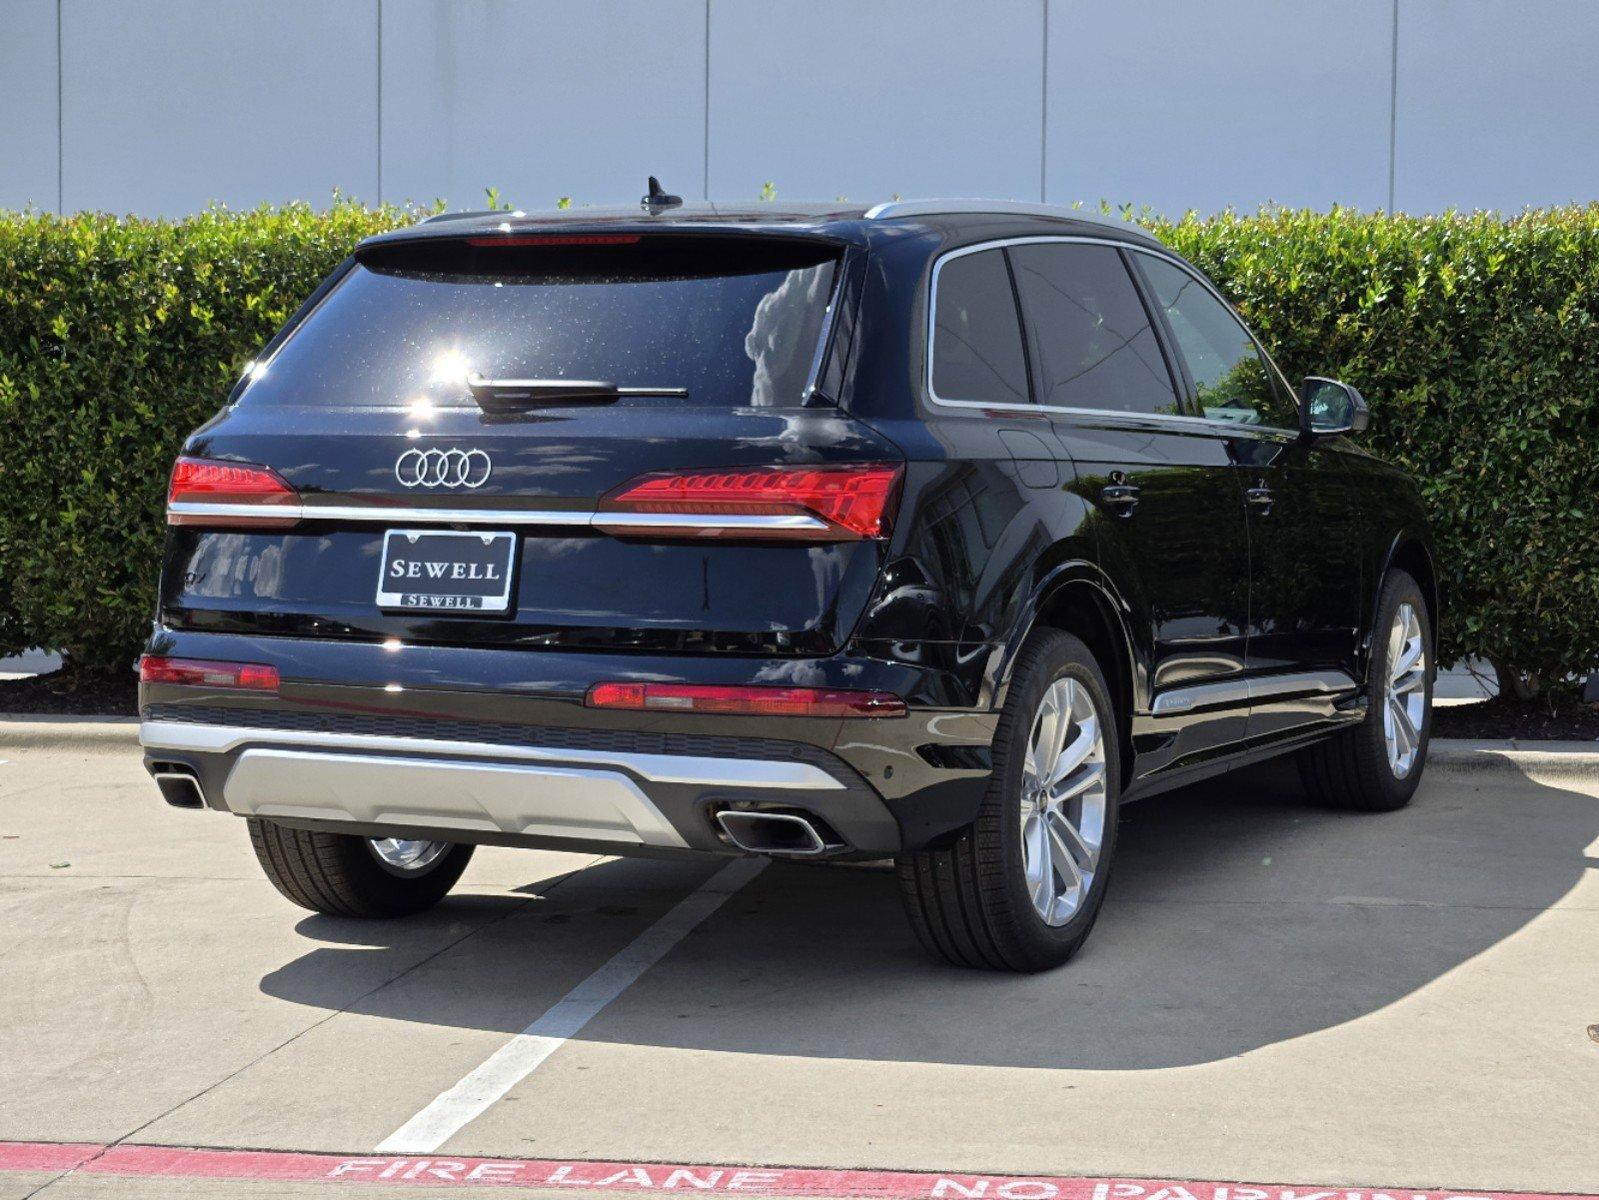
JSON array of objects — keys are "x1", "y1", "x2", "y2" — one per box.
[{"x1": 2, "y1": 0, "x2": 1596, "y2": 217}]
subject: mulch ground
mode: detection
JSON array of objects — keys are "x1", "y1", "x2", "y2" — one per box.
[
  {"x1": 4, "y1": 667, "x2": 1599, "y2": 741},
  {"x1": 0, "y1": 668, "x2": 139, "y2": 716},
  {"x1": 1432, "y1": 694, "x2": 1599, "y2": 742}
]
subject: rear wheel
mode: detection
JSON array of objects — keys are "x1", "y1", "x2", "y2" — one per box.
[
  {"x1": 1298, "y1": 569, "x2": 1433, "y2": 812},
  {"x1": 248, "y1": 818, "x2": 473, "y2": 917},
  {"x1": 896, "y1": 629, "x2": 1121, "y2": 971}
]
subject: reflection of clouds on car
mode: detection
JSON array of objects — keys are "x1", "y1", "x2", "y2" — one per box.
[
  {"x1": 185, "y1": 532, "x2": 285, "y2": 599},
  {"x1": 745, "y1": 267, "x2": 829, "y2": 406}
]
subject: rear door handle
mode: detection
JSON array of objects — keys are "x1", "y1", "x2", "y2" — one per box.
[{"x1": 1101, "y1": 483, "x2": 1141, "y2": 513}]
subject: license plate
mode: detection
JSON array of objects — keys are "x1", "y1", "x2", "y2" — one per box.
[{"x1": 375, "y1": 530, "x2": 517, "y2": 613}]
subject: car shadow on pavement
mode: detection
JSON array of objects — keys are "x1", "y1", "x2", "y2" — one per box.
[{"x1": 258, "y1": 759, "x2": 1598, "y2": 1070}]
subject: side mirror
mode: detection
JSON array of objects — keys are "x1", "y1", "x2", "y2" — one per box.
[{"x1": 1301, "y1": 377, "x2": 1370, "y2": 437}]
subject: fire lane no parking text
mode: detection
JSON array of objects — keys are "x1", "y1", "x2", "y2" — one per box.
[{"x1": 3, "y1": 1143, "x2": 1589, "y2": 1200}]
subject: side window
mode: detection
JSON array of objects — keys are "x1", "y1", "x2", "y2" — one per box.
[
  {"x1": 1137, "y1": 254, "x2": 1298, "y2": 429},
  {"x1": 1008, "y1": 242, "x2": 1180, "y2": 415},
  {"x1": 930, "y1": 248, "x2": 1030, "y2": 405}
]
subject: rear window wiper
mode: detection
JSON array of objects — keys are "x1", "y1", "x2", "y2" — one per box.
[{"x1": 466, "y1": 372, "x2": 689, "y2": 410}]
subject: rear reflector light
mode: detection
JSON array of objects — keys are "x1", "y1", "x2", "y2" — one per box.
[
  {"x1": 167, "y1": 457, "x2": 300, "y2": 529},
  {"x1": 139, "y1": 656, "x2": 280, "y2": 692},
  {"x1": 466, "y1": 234, "x2": 642, "y2": 247},
  {"x1": 586, "y1": 682, "x2": 906, "y2": 719},
  {"x1": 600, "y1": 463, "x2": 903, "y2": 541}
]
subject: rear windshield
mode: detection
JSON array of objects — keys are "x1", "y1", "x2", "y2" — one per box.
[{"x1": 240, "y1": 235, "x2": 840, "y2": 409}]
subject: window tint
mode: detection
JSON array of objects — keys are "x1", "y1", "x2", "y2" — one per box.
[
  {"x1": 1008, "y1": 243, "x2": 1178, "y2": 414},
  {"x1": 931, "y1": 248, "x2": 1030, "y2": 405},
  {"x1": 240, "y1": 237, "x2": 838, "y2": 409},
  {"x1": 1137, "y1": 253, "x2": 1296, "y2": 429}
]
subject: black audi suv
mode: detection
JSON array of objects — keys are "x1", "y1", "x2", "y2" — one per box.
[{"x1": 138, "y1": 198, "x2": 1437, "y2": 971}]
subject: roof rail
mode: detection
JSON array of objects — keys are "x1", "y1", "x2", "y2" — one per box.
[{"x1": 862, "y1": 199, "x2": 1133, "y2": 230}]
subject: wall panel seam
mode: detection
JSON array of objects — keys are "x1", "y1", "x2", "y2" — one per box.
[{"x1": 55, "y1": 0, "x2": 63, "y2": 213}]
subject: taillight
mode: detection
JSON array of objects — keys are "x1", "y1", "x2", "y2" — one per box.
[
  {"x1": 597, "y1": 463, "x2": 903, "y2": 541},
  {"x1": 586, "y1": 682, "x2": 905, "y2": 719},
  {"x1": 167, "y1": 456, "x2": 300, "y2": 529},
  {"x1": 139, "y1": 656, "x2": 280, "y2": 692}
]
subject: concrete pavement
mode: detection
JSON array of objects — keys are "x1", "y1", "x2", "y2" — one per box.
[{"x1": 1, "y1": 729, "x2": 1595, "y2": 1196}]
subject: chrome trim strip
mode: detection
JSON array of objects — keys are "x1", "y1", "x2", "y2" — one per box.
[
  {"x1": 923, "y1": 398, "x2": 1297, "y2": 442},
  {"x1": 167, "y1": 501, "x2": 593, "y2": 527},
  {"x1": 922, "y1": 235, "x2": 1300, "y2": 440},
  {"x1": 167, "y1": 502, "x2": 830, "y2": 533},
  {"x1": 1151, "y1": 670, "x2": 1360, "y2": 716},
  {"x1": 138, "y1": 720, "x2": 845, "y2": 791},
  {"x1": 1247, "y1": 669, "x2": 1361, "y2": 702},
  {"x1": 223, "y1": 748, "x2": 690, "y2": 848},
  {"x1": 1150, "y1": 679, "x2": 1250, "y2": 715}
]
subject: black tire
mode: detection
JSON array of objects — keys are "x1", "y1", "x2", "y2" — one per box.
[
  {"x1": 247, "y1": 818, "x2": 474, "y2": 917},
  {"x1": 895, "y1": 629, "x2": 1122, "y2": 972},
  {"x1": 1298, "y1": 569, "x2": 1433, "y2": 812}
]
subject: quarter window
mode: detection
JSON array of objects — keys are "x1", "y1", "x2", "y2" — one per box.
[
  {"x1": 930, "y1": 248, "x2": 1031, "y2": 405},
  {"x1": 1008, "y1": 243, "x2": 1179, "y2": 415},
  {"x1": 1136, "y1": 253, "x2": 1297, "y2": 429}
]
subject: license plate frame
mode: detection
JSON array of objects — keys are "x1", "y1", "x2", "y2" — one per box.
[{"x1": 375, "y1": 529, "x2": 518, "y2": 614}]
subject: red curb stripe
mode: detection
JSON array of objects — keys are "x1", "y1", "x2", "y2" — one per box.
[
  {"x1": 0, "y1": 1143, "x2": 1590, "y2": 1200},
  {"x1": 0, "y1": 1142, "x2": 102, "y2": 1172}
]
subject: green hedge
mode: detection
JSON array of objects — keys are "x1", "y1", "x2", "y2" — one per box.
[
  {"x1": 1, "y1": 202, "x2": 1596, "y2": 693},
  {"x1": 1149, "y1": 207, "x2": 1599, "y2": 697},
  {"x1": 0, "y1": 201, "x2": 410, "y2": 672}
]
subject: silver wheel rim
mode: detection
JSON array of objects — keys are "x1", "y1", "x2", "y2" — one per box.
[
  {"x1": 1020, "y1": 676, "x2": 1107, "y2": 927},
  {"x1": 1383, "y1": 602, "x2": 1428, "y2": 779},
  {"x1": 368, "y1": 838, "x2": 449, "y2": 873}
]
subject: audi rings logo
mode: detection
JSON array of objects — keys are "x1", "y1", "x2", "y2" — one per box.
[{"x1": 394, "y1": 447, "x2": 493, "y2": 489}]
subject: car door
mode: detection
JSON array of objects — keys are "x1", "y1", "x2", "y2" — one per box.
[
  {"x1": 1131, "y1": 251, "x2": 1366, "y2": 739},
  {"x1": 1007, "y1": 239, "x2": 1253, "y2": 775}
]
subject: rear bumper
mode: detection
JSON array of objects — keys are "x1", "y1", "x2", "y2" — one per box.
[
  {"x1": 137, "y1": 629, "x2": 999, "y2": 857},
  {"x1": 141, "y1": 714, "x2": 893, "y2": 856}
]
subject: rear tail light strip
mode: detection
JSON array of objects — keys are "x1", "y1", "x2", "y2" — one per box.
[
  {"x1": 587, "y1": 682, "x2": 906, "y2": 719},
  {"x1": 167, "y1": 460, "x2": 902, "y2": 542},
  {"x1": 167, "y1": 458, "x2": 300, "y2": 529},
  {"x1": 139, "y1": 656, "x2": 280, "y2": 692},
  {"x1": 598, "y1": 464, "x2": 902, "y2": 542}
]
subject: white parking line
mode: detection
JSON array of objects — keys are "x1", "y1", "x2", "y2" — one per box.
[{"x1": 376, "y1": 856, "x2": 768, "y2": 1155}]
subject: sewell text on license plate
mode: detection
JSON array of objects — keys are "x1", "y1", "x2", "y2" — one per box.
[{"x1": 375, "y1": 529, "x2": 517, "y2": 613}]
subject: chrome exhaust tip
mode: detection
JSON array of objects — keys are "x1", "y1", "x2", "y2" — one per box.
[
  {"x1": 151, "y1": 766, "x2": 206, "y2": 809},
  {"x1": 714, "y1": 809, "x2": 834, "y2": 857}
]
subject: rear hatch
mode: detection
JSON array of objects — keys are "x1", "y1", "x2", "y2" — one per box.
[{"x1": 161, "y1": 230, "x2": 901, "y2": 657}]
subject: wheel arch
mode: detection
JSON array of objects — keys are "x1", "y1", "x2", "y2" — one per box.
[
  {"x1": 989, "y1": 560, "x2": 1141, "y2": 773},
  {"x1": 1369, "y1": 531, "x2": 1440, "y2": 682}
]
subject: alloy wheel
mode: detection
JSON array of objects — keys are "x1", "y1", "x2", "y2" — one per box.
[
  {"x1": 1383, "y1": 602, "x2": 1428, "y2": 779},
  {"x1": 1019, "y1": 677, "x2": 1108, "y2": 926}
]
